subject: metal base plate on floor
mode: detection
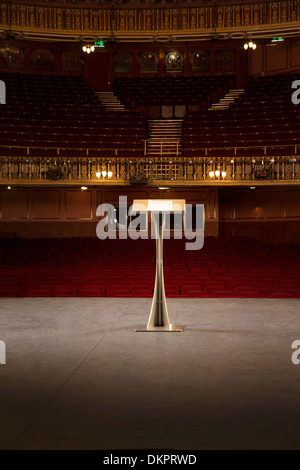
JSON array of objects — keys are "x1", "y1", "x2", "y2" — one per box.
[{"x1": 135, "y1": 324, "x2": 183, "y2": 332}]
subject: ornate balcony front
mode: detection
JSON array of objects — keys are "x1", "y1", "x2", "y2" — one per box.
[
  {"x1": 0, "y1": 1, "x2": 299, "y2": 40},
  {"x1": 0, "y1": 146, "x2": 299, "y2": 186}
]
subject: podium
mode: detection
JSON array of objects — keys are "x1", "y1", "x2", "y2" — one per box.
[{"x1": 132, "y1": 199, "x2": 185, "y2": 332}]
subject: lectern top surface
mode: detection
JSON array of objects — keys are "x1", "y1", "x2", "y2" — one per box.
[{"x1": 132, "y1": 199, "x2": 186, "y2": 213}]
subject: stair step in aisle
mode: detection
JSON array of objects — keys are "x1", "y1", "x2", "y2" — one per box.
[
  {"x1": 147, "y1": 120, "x2": 183, "y2": 155},
  {"x1": 208, "y1": 89, "x2": 244, "y2": 110},
  {"x1": 95, "y1": 92, "x2": 125, "y2": 111}
]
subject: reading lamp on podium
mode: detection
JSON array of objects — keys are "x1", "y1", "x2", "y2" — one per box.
[{"x1": 132, "y1": 199, "x2": 185, "y2": 333}]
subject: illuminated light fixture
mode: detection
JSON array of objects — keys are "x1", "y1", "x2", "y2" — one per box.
[
  {"x1": 107, "y1": 171, "x2": 113, "y2": 178},
  {"x1": 81, "y1": 186, "x2": 88, "y2": 190},
  {"x1": 96, "y1": 171, "x2": 101, "y2": 178},
  {"x1": 82, "y1": 41, "x2": 104, "y2": 54},
  {"x1": 82, "y1": 44, "x2": 93, "y2": 54},
  {"x1": 209, "y1": 170, "x2": 227, "y2": 179},
  {"x1": 159, "y1": 186, "x2": 170, "y2": 190},
  {"x1": 244, "y1": 40, "x2": 257, "y2": 50},
  {"x1": 102, "y1": 170, "x2": 107, "y2": 177},
  {"x1": 250, "y1": 186, "x2": 256, "y2": 190},
  {"x1": 7, "y1": 186, "x2": 11, "y2": 189}
]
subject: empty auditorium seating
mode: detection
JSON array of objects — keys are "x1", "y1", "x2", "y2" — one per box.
[
  {"x1": 0, "y1": 237, "x2": 299, "y2": 299},
  {"x1": 183, "y1": 72, "x2": 300, "y2": 157},
  {"x1": 0, "y1": 72, "x2": 147, "y2": 159},
  {"x1": 114, "y1": 75, "x2": 235, "y2": 118}
]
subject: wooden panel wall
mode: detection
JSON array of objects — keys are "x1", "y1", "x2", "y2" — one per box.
[
  {"x1": 0, "y1": 186, "x2": 218, "y2": 238},
  {"x1": 219, "y1": 187, "x2": 300, "y2": 243},
  {"x1": 1, "y1": 185, "x2": 300, "y2": 241},
  {"x1": 248, "y1": 38, "x2": 300, "y2": 77}
]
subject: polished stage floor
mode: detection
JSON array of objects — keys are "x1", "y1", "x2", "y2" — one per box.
[{"x1": 1, "y1": 297, "x2": 300, "y2": 450}]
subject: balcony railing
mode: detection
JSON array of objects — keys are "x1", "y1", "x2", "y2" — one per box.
[
  {"x1": 0, "y1": 144, "x2": 299, "y2": 185},
  {"x1": 0, "y1": 0, "x2": 299, "y2": 36}
]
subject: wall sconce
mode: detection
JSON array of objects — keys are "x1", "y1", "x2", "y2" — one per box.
[
  {"x1": 244, "y1": 41, "x2": 257, "y2": 50},
  {"x1": 98, "y1": 164, "x2": 113, "y2": 179},
  {"x1": 82, "y1": 44, "x2": 95, "y2": 54},
  {"x1": 209, "y1": 170, "x2": 226, "y2": 179}
]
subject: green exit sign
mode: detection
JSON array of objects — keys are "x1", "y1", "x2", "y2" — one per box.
[
  {"x1": 271, "y1": 37, "x2": 284, "y2": 43},
  {"x1": 94, "y1": 41, "x2": 105, "y2": 47}
]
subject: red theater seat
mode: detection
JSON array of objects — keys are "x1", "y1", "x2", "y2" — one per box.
[
  {"x1": 26, "y1": 287, "x2": 53, "y2": 297},
  {"x1": 106, "y1": 289, "x2": 131, "y2": 298},
  {"x1": 78, "y1": 286, "x2": 105, "y2": 297},
  {"x1": 130, "y1": 289, "x2": 153, "y2": 297},
  {"x1": 54, "y1": 286, "x2": 77, "y2": 297}
]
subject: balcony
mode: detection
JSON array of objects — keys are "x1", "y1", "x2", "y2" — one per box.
[
  {"x1": 0, "y1": 143, "x2": 299, "y2": 186},
  {"x1": 0, "y1": 1, "x2": 299, "y2": 41}
]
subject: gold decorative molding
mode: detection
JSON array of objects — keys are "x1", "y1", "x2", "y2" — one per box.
[
  {"x1": 0, "y1": 1, "x2": 299, "y2": 38},
  {"x1": 0, "y1": 154, "x2": 299, "y2": 187}
]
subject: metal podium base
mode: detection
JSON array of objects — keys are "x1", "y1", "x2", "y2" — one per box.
[{"x1": 135, "y1": 324, "x2": 183, "y2": 332}]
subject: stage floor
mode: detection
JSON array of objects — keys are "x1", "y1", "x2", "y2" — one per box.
[{"x1": 1, "y1": 297, "x2": 300, "y2": 450}]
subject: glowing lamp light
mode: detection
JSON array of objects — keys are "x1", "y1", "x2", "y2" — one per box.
[
  {"x1": 96, "y1": 171, "x2": 101, "y2": 178},
  {"x1": 244, "y1": 41, "x2": 257, "y2": 51},
  {"x1": 215, "y1": 170, "x2": 220, "y2": 178},
  {"x1": 102, "y1": 170, "x2": 107, "y2": 177},
  {"x1": 221, "y1": 171, "x2": 227, "y2": 178},
  {"x1": 107, "y1": 171, "x2": 113, "y2": 178},
  {"x1": 209, "y1": 171, "x2": 215, "y2": 178}
]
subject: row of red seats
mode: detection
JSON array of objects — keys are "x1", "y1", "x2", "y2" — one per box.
[{"x1": 0, "y1": 237, "x2": 299, "y2": 298}]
